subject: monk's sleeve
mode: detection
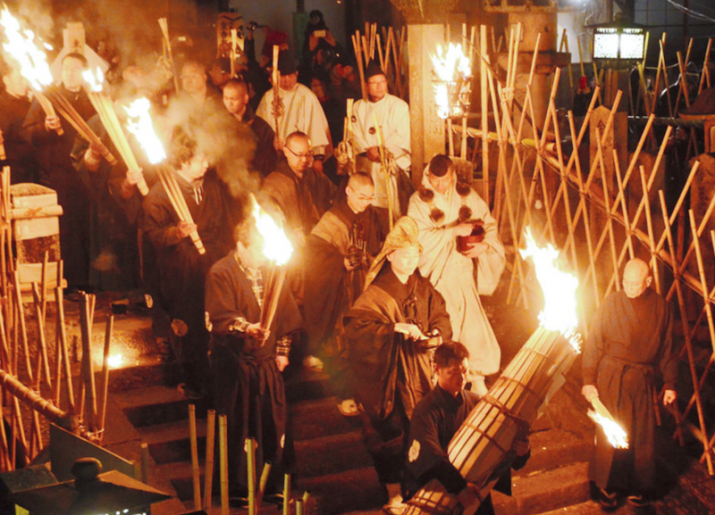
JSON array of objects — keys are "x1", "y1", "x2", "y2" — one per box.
[
  {"x1": 659, "y1": 300, "x2": 677, "y2": 390},
  {"x1": 352, "y1": 101, "x2": 371, "y2": 153},
  {"x1": 143, "y1": 194, "x2": 182, "y2": 248},
  {"x1": 408, "y1": 193, "x2": 454, "y2": 280},
  {"x1": 472, "y1": 193, "x2": 506, "y2": 295},
  {"x1": 205, "y1": 265, "x2": 242, "y2": 335},
  {"x1": 385, "y1": 99, "x2": 411, "y2": 170},
  {"x1": 582, "y1": 300, "x2": 609, "y2": 386},
  {"x1": 407, "y1": 404, "x2": 466, "y2": 494}
]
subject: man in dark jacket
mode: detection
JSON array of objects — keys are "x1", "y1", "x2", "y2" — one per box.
[{"x1": 404, "y1": 342, "x2": 530, "y2": 515}]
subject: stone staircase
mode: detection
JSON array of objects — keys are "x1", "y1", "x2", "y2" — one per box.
[{"x1": 96, "y1": 299, "x2": 597, "y2": 514}]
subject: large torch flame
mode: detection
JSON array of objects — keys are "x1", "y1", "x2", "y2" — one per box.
[
  {"x1": 430, "y1": 43, "x2": 471, "y2": 120},
  {"x1": 83, "y1": 66, "x2": 104, "y2": 92},
  {"x1": 520, "y1": 227, "x2": 581, "y2": 352},
  {"x1": 250, "y1": 194, "x2": 293, "y2": 266},
  {"x1": 588, "y1": 409, "x2": 629, "y2": 449},
  {"x1": 0, "y1": 7, "x2": 53, "y2": 90},
  {"x1": 124, "y1": 98, "x2": 166, "y2": 164}
]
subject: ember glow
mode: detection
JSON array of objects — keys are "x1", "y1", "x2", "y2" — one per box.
[
  {"x1": 107, "y1": 354, "x2": 123, "y2": 369},
  {"x1": 430, "y1": 43, "x2": 471, "y2": 119},
  {"x1": 520, "y1": 227, "x2": 581, "y2": 351},
  {"x1": 588, "y1": 409, "x2": 629, "y2": 449},
  {"x1": 250, "y1": 194, "x2": 293, "y2": 266},
  {"x1": 0, "y1": 8, "x2": 53, "y2": 90},
  {"x1": 124, "y1": 98, "x2": 167, "y2": 164},
  {"x1": 83, "y1": 67, "x2": 104, "y2": 93}
]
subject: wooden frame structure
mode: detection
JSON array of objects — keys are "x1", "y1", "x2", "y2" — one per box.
[{"x1": 461, "y1": 27, "x2": 715, "y2": 475}]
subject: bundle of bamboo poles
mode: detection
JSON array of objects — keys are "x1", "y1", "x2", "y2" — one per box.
[
  {"x1": 156, "y1": 167, "x2": 206, "y2": 255},
  {"x1": 158, "y1": 17, "x2": 180, "y2": 93},
  {"x1": 84, "y1": 73, "x2": 149, "y2": 195},
  {"x1": 351, "y1": 23, "x2": 407, "y2": 100},
  {"x1": 43, "y1": 85, "x2": 116, "y2": 165},
  {"x1": 187, "y1": 405, "x2": 228, "y2": 513},
  {"x1": 405, "y1": 326, "x2": 580, "y2": 514}
]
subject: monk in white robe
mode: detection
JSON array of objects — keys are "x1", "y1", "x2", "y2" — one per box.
[
  {"x1": 257, "y1": 50, "x2": 331, "y2": 173},
  {"x1": 407, "y1": 154, "x2": 505, "y2": 394},
  {"x1": 353, "y1": 61, "x2": 411, "y2": 219}
]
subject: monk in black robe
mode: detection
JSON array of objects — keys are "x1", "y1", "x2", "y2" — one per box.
[
  {"x1": 22, "y1": 53, "x2": 96, "y2": 288},
  {"x1": 405, "y1": 342, "x2": 530, "y2": 515},
  {"x1": 582, "y1": 258, "x2": 678, "y2": 509},
  {"x1": 143, "y1": 126, "x2": 235, "y2": 397},
  {"x1": 344, "y1": 216, "x2": 452, "y2": 512},
  {"x1": 222, "y1": 79, "x2": 277, "y2": 178},
  {"x1": 261, "y1": 131, "x2": 336, "y2": 304},
  {"x1": 206, "y1": 217, "x2": 302, "y2": 498},
  {"x1": 0, "y1": 63, "x2": 37, "y2": 184},
  {"x1": 303, "y1": 172, "x2": 388, "y2": 410}
]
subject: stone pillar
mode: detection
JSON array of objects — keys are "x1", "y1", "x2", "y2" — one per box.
[{"x1": 408, "y1": 24, "x2": 446, "y2": 186}]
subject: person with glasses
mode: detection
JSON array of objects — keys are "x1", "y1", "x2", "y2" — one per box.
[
  {"x1": 582, "y1": 258, "x2": 677, "y2": 510},
  {"x1": 261, "y1": 131, "x2": 336, "y2": 306},
  {"x1": 304, "y1": 172, "x2": 389, "y2": 413},
  {"x1": 408, "y1": 155, "x2": 505, "y2": 396},
  {"x1": 352, "y1": 60, "x2": 412, "y2": 221},
  {"x1": 256, "y1": 50, "x2": 332, "y2": 174}
]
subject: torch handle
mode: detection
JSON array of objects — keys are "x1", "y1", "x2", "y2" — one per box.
[{"x1": 34, "y1": 90, "x2": 64, "y2": 136}]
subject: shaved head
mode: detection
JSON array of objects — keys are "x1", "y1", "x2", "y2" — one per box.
[
  {"x1": 348, "y1": 171, "x2": 374, "y2": 189},
  {"x1": 623, "y1": 258, "x2": 651, "y2": 298}
]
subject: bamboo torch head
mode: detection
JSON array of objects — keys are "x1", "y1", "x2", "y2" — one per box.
[{"x1": 0, "y1": 7, "x2": 54, "y2": 92}]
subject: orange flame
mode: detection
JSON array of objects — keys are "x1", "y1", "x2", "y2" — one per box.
[
  {"x1": 83, "y1": 66, "x2": 104, "y2": 92},
  {"x1": 520, "y1": 227, "x2": 581, "y2": 352},
  {"x1": 124, "y1": 98, "x2": 166, "y2": 164},
  {"x1": 588, "y1": 409, "x2": 629, "y2": 449},
  {"x1": 249, "y1": 194, "x2": 293, "y2": 266},
  {"x1": 0, "y1": 7, "x2": 53, "y2": 90},
  {"x1": 430, "y1": 43, "x2": 471, "y2": 120}
]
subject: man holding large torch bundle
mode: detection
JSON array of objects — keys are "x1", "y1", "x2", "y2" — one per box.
[
  {"x1": 405, "y1": 342, "x2": 530, "y2": 515},
  {"x1": 344, "y1": 216, "x2": 452, "y2": 514},
  {"x1": 205, "y1": 215, "x2": 302, "y2": 501},
  {"x1": 582, "y1": 258, "x2": 678, "y2": 509}
]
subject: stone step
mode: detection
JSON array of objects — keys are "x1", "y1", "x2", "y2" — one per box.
[
  {"x1": 114, "y1": 384, "x2": 210, "y2": 428},
  {"x1": 140, "y1": 418, "x2": 209, "y2": 465},
  {"x1": 284, "y1": 367, "x2": 331, "y2": 404},
  {"x1": 492, "y1": 462, "x2": 590, "y2": 515},
  {"x1": 535, "y1": 500, "x2": 602, "y2": 514},
  {"x1": 296, "y1": 466, "x2": 384, "y2": 515},
  {"x1": 517, "y1": 428, "x2": 592, "y2": 477},
  {"x1": 294, "y1": 430, "x2": 373, "y2": 478},
  {"x1": 289, "y1": 397, "x2": 361, "y2": 441}
]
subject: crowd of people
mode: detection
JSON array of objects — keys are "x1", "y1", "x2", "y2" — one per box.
[{"x1": 0, "y1": 13, "x2": 679, "y2": 514}]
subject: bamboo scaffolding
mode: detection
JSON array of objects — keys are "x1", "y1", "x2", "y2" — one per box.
[{"x1": 79, "y1": 293, "x2": 98, "y2": 432}]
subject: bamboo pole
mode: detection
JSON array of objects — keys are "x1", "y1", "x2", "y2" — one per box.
[
  {"x1": 13, "y1": 271, "x2": 32, "y2": 383},
  {"x1": 158, "y1": 18, "x2": 180, "y2": 94},
  {"x1": 658, "y1": 192, "x2": 713, "y2": 474},
  {"x1": 220, "y1": 414, "x2": 229, "y2": 515},
  {"x1": 79, "y1": 293, "x2": 98, "y2": 432},
  {"x1": 247, "y1": 438, "x2": 256, "y2": 515},
  {"x1": 612, "y1": 151, "x2": 634, "y2": 259},
  {"x1": 480, "y1": 26, "x2": 490, "y2": 205},
  {"x1": 283, "y1": 474, "x2": 291, "y2": 515},
  {"x1": 31, "y1": 283, "x2": 52, "y2": 391},
  {"x1": 98, "y1": 315, "x2": 113, "y2": 436},
  {"x1": 638, "y1": 166, "x2": 661, "y2": 295},
  {"x1": 699, "y1": 38, "x2": 712, "y2": 95},
  {"x1": 189, "y1": 404, "x2": 201, "y2": 509},
  {"x1": 256, "y1": 462, "x2": 272, "y2": 509},
  {"x1": 203, "y1": 409, "x2": 216, "y2": 510}
]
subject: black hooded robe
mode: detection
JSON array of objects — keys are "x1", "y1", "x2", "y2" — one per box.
[
  {"x1": 582, "y1": 288, "x2": 677, "y2": 496},
  {"x1": 344, "y1": 267, "x2": 452, "y2": 484}
]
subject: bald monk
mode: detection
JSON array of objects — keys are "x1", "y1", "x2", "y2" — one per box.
[{"x1": 582, "y1": 258, "x2": 678, "y2": 509}]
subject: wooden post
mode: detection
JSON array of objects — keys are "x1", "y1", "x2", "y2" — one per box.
[{"x1": 220, "y1": 414, "x2": 229, "y2": 515}]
